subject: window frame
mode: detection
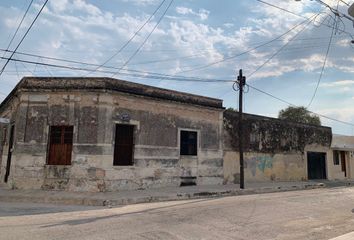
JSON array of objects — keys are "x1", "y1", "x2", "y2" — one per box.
[
  {"x1": 333, "y1": 150, "x2": 340, "y2": 165},
  {"x1": 179, "y1": 128, "x2": 199, "y2": 157}
]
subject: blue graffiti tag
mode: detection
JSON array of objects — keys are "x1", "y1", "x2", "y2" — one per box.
[{"x1": 247, "y1": 156, "x2": 273, "y2": 176}]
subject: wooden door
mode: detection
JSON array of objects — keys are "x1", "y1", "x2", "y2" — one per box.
[
  {"x1": 114, "y1": 124, "x2": 134, "y2": 166},
  {"x1": 48, "y1": 126, "x2": 73, "y2": 165},
  {"x1": 340, "y1": 151, "x2": 347, "y2": 177}
]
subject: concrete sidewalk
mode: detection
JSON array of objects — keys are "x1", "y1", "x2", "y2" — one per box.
[{"x1": 1, "y1": 180, "x2": 345, "y2": 207}]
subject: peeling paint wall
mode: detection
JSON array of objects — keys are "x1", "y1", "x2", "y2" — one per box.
[
  {"x1": 1, "y1": 90, "x2": 223, "y2": 192},
  {"x1": 0, "y1": 94, "x2": 21, "y2": 183},
  {"x1": 0, "y1": 123, "x2": 6, "y2": 175},
  {"x1": 223, "y1": 110, "x2": 332, "y2": 183}
]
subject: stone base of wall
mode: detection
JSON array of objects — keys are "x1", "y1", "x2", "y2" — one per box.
[{"x1": 8, "y1": 164, "x2": 223, "y2": 192}]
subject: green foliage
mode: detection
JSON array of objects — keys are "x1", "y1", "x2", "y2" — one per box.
[
  {"x1": 227, "y1": 107, "x2": 238, "y2": 112},
  {"x1": 278, "y1": 106, "x2": 321, "y2": 126}
]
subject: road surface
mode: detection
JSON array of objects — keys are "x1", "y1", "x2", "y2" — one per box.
[{"x1": 1, "y1": 187, "x2": 354, "y2": 240}]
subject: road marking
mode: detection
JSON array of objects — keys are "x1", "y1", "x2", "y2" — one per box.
[{"x1": 330, "y1": 231, "x2": 354, "y2": 240}]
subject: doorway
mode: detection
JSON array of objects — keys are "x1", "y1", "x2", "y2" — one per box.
[
  {"x1": 4, "y1": 125, "x2": 15, "y2": 183},
  {"x1": 113, "y1": 124, "x2": 134, "y2": 166},
  {"x1": 307, "y1": 152, "x2": 327, "y2": 180},
  {"x1": 340, "y1": 151, "x2": 347, "y2": 177}
]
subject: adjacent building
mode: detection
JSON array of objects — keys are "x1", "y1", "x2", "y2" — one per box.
[
  {"x1": 223, "y1": 111, "x2": 354, "y2": 183},
  {"x1": 329, "y1": 134, "x2": 354, "y2": 180}
]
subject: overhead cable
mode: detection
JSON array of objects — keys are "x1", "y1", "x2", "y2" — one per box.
[
  {"x1": 0, "y1": 0, "x2": 48, "y2": 78},
  {"x1": 306, "y1": 3, "x2": 337, "y2": 108},
  {"x1": 177, "y1": 15, "x2": 317, "y2": 74},
  {"x1": 111, "y1": 0, "x2": 174, "y2": 77},
  {"x1": 247, "y1": 84, "x2": 354, "y2": 127},
  {"x1": 1, "y1": 0, "x2": 34, "y2": 59},
  {"x1": 0, "y1": 56, "x2": 233, "y2": 83},
  {"x1": 85, "y1": 0, "x2": 167, "y2": 76},
  {"x1": 248, "y1": 13, "x2": 319, "y2": 79}
]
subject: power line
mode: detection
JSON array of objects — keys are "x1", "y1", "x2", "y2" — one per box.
[
  {"x1": 177, "y1": 17, "x2": 313, "y2": 74},
  {"x1": 215, "y1": 17, "x2": 317, "y2": 100},
  {"x1": 1, "y1": 0, "x2": 34, "y2": 59},
  {"x1": 256, "y1": 0, "x2": 354, "y2": 38},
  {"x1": 0, "y1": 34, "x2": 341, "y2": 71},
  {"x1": 0, "y1": 49, "x2": 180, "y2": 79},
  {"x1": 22, "y1": 35, "x2": 340, "y2": 54},
  {"x1": 0, "y1": 0, "x2": 48, "y2": 78},
  {"x1": 255, "y1": 0, "x2": 306, "y2": 19},
  {"x1": 308, "y1": 0, "x2": 354, "y2": 32},
  {"x1": 111, "y1": 0, "x2": 174, "y2": 77},
  {"x1": 247, "y1": 84, "x2": 354, "y2": 127},
  {"x1": 248, "y1": 13, "x2": 318, "y2": 79},
  {"x1": 85, "y1": 0, "x2": 167, "y2": 76},
  {"x1": 339, "y1": 0, "x2": 350, "y2": 6},
  {"x1": 0, "y1": 56, "x2": 234, "y2": 83},
  {"x1": 307, "y1": 4, "x2": 337, "y2": 108}
]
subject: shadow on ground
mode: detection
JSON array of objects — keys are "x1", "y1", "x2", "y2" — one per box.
[{"x1": 0, "y1": 202, "x2": 104, "y2": 217}]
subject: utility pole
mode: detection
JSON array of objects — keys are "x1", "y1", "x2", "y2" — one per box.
[{"x1": 237, "y1": 69, "x2": 246, "y2": 189}]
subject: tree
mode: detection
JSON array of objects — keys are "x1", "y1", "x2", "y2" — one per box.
[
  {"x1": 227, "y1": 107, "x2": 237, "y2": 112},
  {"x1": 278, "y1": 106, "x2": 321, "y2": 126}
]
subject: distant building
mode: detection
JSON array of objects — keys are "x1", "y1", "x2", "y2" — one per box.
[
  {"x1": 330, "y1": 134, "x2": 354, "y2": 180},
  {"x1": 0, "y1": 77, "x2": 353, "y2": 192}
]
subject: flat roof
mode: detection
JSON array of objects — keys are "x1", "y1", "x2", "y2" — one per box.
[
  {"x1": 0, "y1": 77, "x2": 224, "y2": 110},
  {"x1": 331, "y1": 134, "x2": 354, "y2": 151}
]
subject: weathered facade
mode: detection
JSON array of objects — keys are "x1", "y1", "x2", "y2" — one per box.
[
  {"x1": 0, "y1": 77, "x2": 224, "y2": 191},
  {"x1": 223, "y1": 110, "x2": 333, "y2": 183}
]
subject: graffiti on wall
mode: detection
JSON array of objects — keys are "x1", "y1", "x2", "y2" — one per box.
[{"x1": 247, "y1": 156, "x2": 273, "y2": 176}]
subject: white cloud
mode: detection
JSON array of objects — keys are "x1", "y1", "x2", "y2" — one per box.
[
  {"x1": 175, "y1": 7, "x2": 210, "y2": 21},
  {"x1": 120, "y1": 0, "x2": 160, "y2": 6},
  {"x1": 223, "y1": 23, "x2": 234, "y2": 28},
  {"x1": 318, "y1": 107, "x2": 354, "y2": 123},
  {"x1": 322, "y1": 80, "x2": 354, "y2": 87},
  {"x1": 336, "y1": 39, "x2": 350, "y2": 47},
  {"x1": 49, "y1": 0, "x2": 68, "y2": 12},
  {"x1": 64, "y1": 0, "x2": 101, "y2": 16}
]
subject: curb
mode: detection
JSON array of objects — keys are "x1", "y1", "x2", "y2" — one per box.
[{"x1": 0, "y1": 183, "x2": 326, "y2": 207}]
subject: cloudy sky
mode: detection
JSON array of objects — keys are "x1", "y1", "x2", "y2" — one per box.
[{"x1": 1, "y1": 0, "x2": 354, "y2": 134}]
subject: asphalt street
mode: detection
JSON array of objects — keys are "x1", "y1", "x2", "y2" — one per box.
[{"x1": 1, "y1": 187, "x2": 354, "y2": 240}]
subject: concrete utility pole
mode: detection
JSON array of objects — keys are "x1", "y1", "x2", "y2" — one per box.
[{"x1": 237, "y1": 69, "x2": 246, "y2": 189}]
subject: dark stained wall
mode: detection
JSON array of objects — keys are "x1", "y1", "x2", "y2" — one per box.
[{"x1": 224, "y1": 110, "x2": 332, "y2": 153}]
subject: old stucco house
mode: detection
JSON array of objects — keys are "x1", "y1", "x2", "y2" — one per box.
[
  {"x1": 0, "y1": 77, "x2": 224, "y2": 191},
  {"x1": 1, "y1": 77, "x2": 353, "y2": 192}
]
